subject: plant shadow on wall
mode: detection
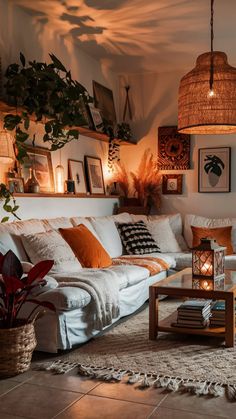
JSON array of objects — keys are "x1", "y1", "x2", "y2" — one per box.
[
  {"x1": 111, "y1": 149, "x2": 162, "y2": 213},
  {"x1": 0, "y1": 52, "x2": 92, "y2": 222}
]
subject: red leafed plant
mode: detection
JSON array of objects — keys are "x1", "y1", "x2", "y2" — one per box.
[{"x1": 0, "y1": 250, "x2": 55, "y2": 329}]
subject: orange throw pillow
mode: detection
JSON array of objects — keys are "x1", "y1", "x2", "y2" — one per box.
[
  {"x1": 59, "y1": 225, "x2": 112, "y2": 268},
  {"x1": 191, "y1": 225, "x2": 233, "y2": 255}
]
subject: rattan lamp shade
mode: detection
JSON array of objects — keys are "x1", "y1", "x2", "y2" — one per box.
[
  {"x1": 0, "y1": 130, "x2": 15, "y2": 163},
  {"x1": 178, "y1": 51, "x2": 236, "y2": 134}
]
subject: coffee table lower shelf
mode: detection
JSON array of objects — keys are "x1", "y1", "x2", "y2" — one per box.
[{"x1": 159, "y1": 311, "x2": 229, "y2": 338}]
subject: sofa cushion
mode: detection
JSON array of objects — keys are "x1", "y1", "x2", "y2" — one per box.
[
  {"x1": 59, "y1": 225, "x2": 112, "y2": 268},
  {"x1": 0, "y1": 232, "x2": 28, "y2": 261},
  {"x1": 89, "y1": 217, "x2": 122, "y2": 258},
  {"x1": 184, "y1": 214, "x2": 234, "y2": 249},
  {"x1": 109, "y1": 264, "x2": 150, "y2": 290},
  {"x1": 70, "y1": 216, "x2": 99, "y2": 238},
  {"x1": 44, "y1": 217, "x2": 73, "y2": 231},
  {"x1": 147, "y1": 218, "x2": 181, "y2": 253},
  {"x1": 149, "y1": 214, "x2": 188, "y2": 251},
  {"x1": 36, "y1": 287, "x2": 91, "y2": 310},
  {"x1": 0, "y1": 219, "x2": 46, "y2": 235},
  {"x1": 191, "y1": 225, "x2": 233, "y2": 255},
  {"x1": 21, "y1": 230, "x2": 82, "y2": 274},
  {"x1": 117, "y1": 221, "x2": 160, "y2": 255},
  {"x1": 130, "y1": 214, "x2": 148, "y2": 223}
]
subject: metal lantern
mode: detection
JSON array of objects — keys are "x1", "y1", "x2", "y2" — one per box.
[{"x1": 192, "y1": 237, "x2": 225, "y2": 281}]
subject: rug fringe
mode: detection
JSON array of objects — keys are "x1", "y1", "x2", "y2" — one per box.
[{"x1": 34, "y1": 360, "x2": 235, "y2": 401}]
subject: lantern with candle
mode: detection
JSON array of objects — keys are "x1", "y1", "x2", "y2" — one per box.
[{"x1": 192, "y1": 238, "x2": 226, "y2": 290}]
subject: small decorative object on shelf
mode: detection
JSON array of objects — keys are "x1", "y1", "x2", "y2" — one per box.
[
  {"x1": 192, "y1": 238, "x2": 226, "y2": 290},
  {"x1": 65, "y1": 180, "x2": 75, "y2": 194},
  {"x1": 25, "y1": 168, "x2": 40, "y2": 193},
  {"x1": 55, "y1": 151, "x2": 65, "y2": 193}
]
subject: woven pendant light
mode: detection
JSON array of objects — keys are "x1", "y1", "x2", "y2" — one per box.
[{"x1": 178, "y1": 0, "x2": 236, "y2": 134}]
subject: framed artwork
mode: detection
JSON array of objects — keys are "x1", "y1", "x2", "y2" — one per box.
[
  {"x1": 85, "y1": 156, "x2": 105, "y2": 195},
  {"x1": 88, "y1": 105, "x2": 104, "y2": 132},
  {"x1": 93, "y1": 81, "x2": 117, "y2": 126},
  {"x1": 78, "y1": 97, "x2": 94, "y2": 129},
  {"x1": 158, "y1": 126, "x2": 190, "y2": 170},
  {"x1": 198, "y1": 147, "x2": 231, "y2": 193},
  {"x1": 20, "y1": 146, "x2": 54, "y2": 193},
  {"x1": 162, "y1": 174, "x2": 183, "y2": 195},
  {"x1": 68, "y1": 159, "x2": 87, "y2": 194},
  {"x1": 7, "y1": 177, "x2": 24, "y2": 193}
]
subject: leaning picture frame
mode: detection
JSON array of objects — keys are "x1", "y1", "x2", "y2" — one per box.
[
  {"x1": 7, "y1": 177, "x2": 24, "y2": 194},
  {"x1": 68, "y1": 159, "x2": 87, "y2": 194},
  {"x1": 93, "y1": 81, "x2": 117, "y2": 126},
  {"x1": 88, "y1": 105, "x2": 104, "y2": 132},
  {"x1": 20, "y1": 146, "x2": 54, "y2": 193},
  {"x1": 84, "y1": 155, "x2": 105, "y2": 195},
  {"x1": 198, "y1": 147, "x2": 231, "y2": 193}
]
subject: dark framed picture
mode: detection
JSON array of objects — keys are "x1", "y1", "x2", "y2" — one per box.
[
  {"x1": 7, "y1": 177, "x2": 24, "y2": 193},
  {"x1": 20, "y1": 146, "x2": 54, "y2": 193},
  {"x1": 158, "y1": 126, "x2": 190, "y2": 170},
  {"x1": 88, "y1": 105, "x2": 104, "y2": 132},
  {"x1": 198, "y1": 147, "x2": 231, "y2": 193},
  {"x1": 93, "y1": 81, "x2": 117, "y2": 126},
  {"x1": 78, "y1": 97, "x2": 94, "y2": 129},
  {"x1": 85, "y1": 156, "x2": 105, "y2": 195},
  {"x1": 162, "y1": 174, "x2": 183, "y2": 195},
  {"x1": 68, "y1": 159, "x2": 87, "y2": 194}
]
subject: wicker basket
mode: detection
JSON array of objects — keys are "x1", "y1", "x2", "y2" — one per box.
[{"x1": 0, "y1": 321, "x2": 37, "y2": 378}]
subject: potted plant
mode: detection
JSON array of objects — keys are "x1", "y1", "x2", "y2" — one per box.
[{"x1": 0, "y1": 250, "x2": 55, "y2": 377}]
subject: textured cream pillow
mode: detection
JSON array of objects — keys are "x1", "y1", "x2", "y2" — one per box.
[
  {"x1": 21, "y1": 230, "x2": 82, "y2": 273},
  {"x1": 148, "y1": 213, "x2": 188, "y2": 251},
  {"x1": 147, "y1": 218, "x2": 182, "y2": 253}
]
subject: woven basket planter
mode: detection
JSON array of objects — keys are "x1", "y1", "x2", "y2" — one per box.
[{"x1": 0, "y1": 321, "x2": 37, "y2": 378}]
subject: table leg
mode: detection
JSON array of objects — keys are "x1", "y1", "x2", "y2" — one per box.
[
  {"x1": 225, "y1": 293, "x2": 235, "y2": 348},
  {"x1": 149, "y1": 287, "x2": 158, "y2": 340}
]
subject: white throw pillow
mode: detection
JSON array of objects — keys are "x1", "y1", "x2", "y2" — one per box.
[
  {"x1": 130, "y1": 214, "x2": 148, "y2": 223},
  {"x1": 21, "y1": 230, "x2": 82, "y2": 274},
  {"x1": 184, "y1": 214, "x2": 232, "y2": 249},
  {"x1": 0, "y1": 232, "x2": 28, "y2": 261},
  {"x1": 148, "y1": 213, "x2": 188, "y2": 251},
  {"x1": 70, "y1": 217, "x2": 99, "y2": 239},
  {"x1": 43, "y1": 217, "x2": 73, "y2": 231},
  {"x1": 147, "y1": 218, "x2": 182, "y2": 253},
  {"x1": 89, "y1": 217, "x2": 122, "y2": 258}
]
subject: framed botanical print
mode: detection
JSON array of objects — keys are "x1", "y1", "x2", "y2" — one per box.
[
  {"x1": 68, "y1": 159, "x2": 87, "y2": 194},
  {"x1": 20, "y1": 146, "x2": 54, "y2": 193},
  {"x1": 162, "y1": 174, "x2": 183, "y2": 194},
  {"x1": 158, "y1": 126, "x2": 190, "y2": 170},
  {"x1": 198, "y1": 147, "x2": 231, "y2": 193},
  {"x1": 84, "y1": 156, "x2": 105, "y2": 195}
]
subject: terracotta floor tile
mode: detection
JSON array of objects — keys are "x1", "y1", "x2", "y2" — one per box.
[
  {"x1": 150, "y1": 406, "x2": 223, "y2": 418},
  {"x1": 56, "y1": 394, "x2": 155, "y2": 419},
  {"x1": 162, "y1": 392, "x2": 235, "y2": 418},
  {"x1": 0, "y1": 380, "x2": 21, "y2": 396},
  {"x1": 28, "y1": 370, "x2": 99, "y2": 394},
  {"x1": 90, "y1": 380, "x2": 167, "y2": 406},
  {"x1": 0, "y1": 382, "x2": 83, "y2": 419},
  {"x1": 7, "y1": 370, "x2": 40, "y2": 383}
]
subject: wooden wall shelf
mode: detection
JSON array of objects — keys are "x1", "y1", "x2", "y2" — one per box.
[
  {"x1": 0, "y1": 100, "x2": 135, "y2": 146},
  {"x1": 13, "y1": 193, "x2": 120, "y2": 199}
]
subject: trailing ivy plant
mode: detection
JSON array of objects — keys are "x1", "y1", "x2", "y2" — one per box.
[
  {"x1": 0, "y1": 184, "x2": 20, "y2": 223},
  {"x1": 0, "y1": 53, "x2": 92, "y2": 221}
]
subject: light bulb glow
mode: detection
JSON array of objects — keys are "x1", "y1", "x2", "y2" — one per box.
[
  {"x1": 55, "y1": 164, "x2": 65, "y2": 193},
  {"x1": 208, "y1": 89, "x2": 215, "y2": 97}
]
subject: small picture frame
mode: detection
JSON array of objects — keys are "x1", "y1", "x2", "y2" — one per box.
[
  {"x1": 88, "y1": 105, "x2": 104, "y2": 132},
  {"x1": 198, "y1": 147, "x2": 231, "y2": 193},
  {"x1": 84, "y1": 156, "x2": 105, "y2": 195},
  {"x1": 20, "y1": 146, "x2": 54, "y2": 193},
  {"x1": 68, "y1": 159, "x2": 87, "y2": 194},
  {"x1": 7, "y1": 177, "x2": 24, "y2": 194},
  {"x1": 162, "y1": 174, "x2": 183, "y2": 195}
]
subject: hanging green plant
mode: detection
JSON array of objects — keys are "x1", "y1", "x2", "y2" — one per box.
[
  {"x1": 0, "y1": 53, "x2": 93, "y2": 221},
  {"x1": 0, "y1": 183, "x2": 20, "y2": 223}
]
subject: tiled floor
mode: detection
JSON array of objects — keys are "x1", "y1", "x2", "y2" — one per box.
[{"x1": 0, "y1": 368, "x2": 235, "y2": 419}]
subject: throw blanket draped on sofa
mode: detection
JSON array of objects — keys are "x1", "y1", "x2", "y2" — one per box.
[
  {"x1": 112, "y1": 256, "x2": 170, "y2": 276},
  {"x1": 53, "y1": 269, "x2": 120, "y2": 330}
]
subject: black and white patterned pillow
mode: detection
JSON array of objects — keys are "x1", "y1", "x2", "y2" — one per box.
[{"x1": 117, "y1": 221, "x2": 160, "y2": 255}]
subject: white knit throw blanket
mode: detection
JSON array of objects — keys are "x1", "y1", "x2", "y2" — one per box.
[{"x1": 53, "y1": 269, "x2": 120, "y2": 330}]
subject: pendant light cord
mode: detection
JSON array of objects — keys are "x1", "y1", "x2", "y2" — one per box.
[{"x1": 210, "y1": 0, "x2": 214, "y2": 91}]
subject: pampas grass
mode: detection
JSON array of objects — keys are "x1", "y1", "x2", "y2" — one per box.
[
  {"x1": 130, "y1": 149, "x2": 162, "y2": 209},
  {"x1": 113, "y1": 161, "x2": 129, "y2": 197}
]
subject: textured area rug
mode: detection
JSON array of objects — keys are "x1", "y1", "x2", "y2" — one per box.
[{"x1": 36, "y1": 300, "x2": 236, "y2": 400}]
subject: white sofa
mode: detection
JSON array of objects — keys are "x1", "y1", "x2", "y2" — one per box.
[{"x1": 1, "y1": 212, "x2": 236, "y2": 353}]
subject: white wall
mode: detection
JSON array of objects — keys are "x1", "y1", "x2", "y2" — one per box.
[
  {"x1": 120, "y1": 71, "x2": 236, "y2": 218},
  {"x1": 0, "y1": 1, "x2": 119, "y2": 219}
]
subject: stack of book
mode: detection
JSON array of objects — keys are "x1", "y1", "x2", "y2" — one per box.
[
  {"x1": 210, "y1": 301, "x2": 236, "y2": 327},
  {"x1": 172, "y1": 299, "x2": 212, "y2": 329}
]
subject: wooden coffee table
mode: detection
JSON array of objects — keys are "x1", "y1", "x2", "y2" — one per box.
[{"x1": 149, "y1": 268, "x2": 236, "y2": 347}]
